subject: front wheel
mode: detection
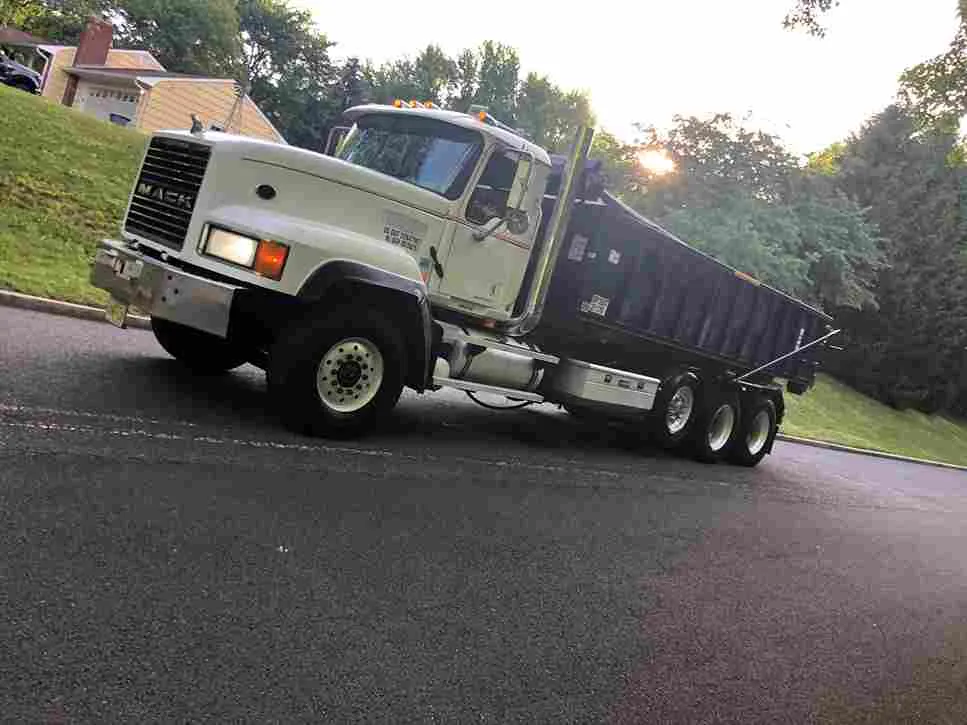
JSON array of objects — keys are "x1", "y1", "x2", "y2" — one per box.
[
  {"x1": 151, "y1": 317, "x2": 247, "y2": 374},
  {"x1": 726, "y1": 397, "x2": 778, "y2": 467},
  {"x1": 267, "y1": 310, "x2": 406, "y2": 438}
]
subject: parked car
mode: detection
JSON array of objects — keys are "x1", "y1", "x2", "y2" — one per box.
[{"x1": 0, "y1": 50, "x2": 41, "y2": 93}]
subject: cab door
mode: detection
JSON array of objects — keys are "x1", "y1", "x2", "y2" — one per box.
[{"x1": 438, "y1": 148, "x2": 542, "y2": 319}]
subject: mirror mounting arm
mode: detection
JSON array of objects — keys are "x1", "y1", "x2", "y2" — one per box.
[{"x1": 472, "y1": 217, "x2": 506, "y2": 242}]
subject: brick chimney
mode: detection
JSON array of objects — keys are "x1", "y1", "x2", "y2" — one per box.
[
  {"x1": 74, "y1": 17, "x2": 113, "y2": 66},
  {"x1": 62, "y1": 17, "x2": 113, "y2": 106}
]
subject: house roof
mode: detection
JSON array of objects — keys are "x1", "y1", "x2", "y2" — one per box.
[
  {"x1": 0, "y1": 26, "x2": 49, "y2": 46},
  {"x1": 64, "y1": 66, "x2": 205, "y2": 84}
]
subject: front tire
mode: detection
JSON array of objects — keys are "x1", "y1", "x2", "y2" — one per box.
[
  {"x1": 268, "y1": 309, "x2": 406, "y2": 438},
  {"x1": 727, "y1": 397, "x2": 778, "y2": 467},
  {"x1": 151, "y1": 317, "x2": 247, "y2": 374}
]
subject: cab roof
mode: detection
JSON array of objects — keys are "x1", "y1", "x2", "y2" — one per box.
[{"x1": 343, "y1": 104, "x2": 552, "y2": 166}]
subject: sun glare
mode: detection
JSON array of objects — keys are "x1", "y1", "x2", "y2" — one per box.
[{"x1": 636, "y1": 149, "x2": 676, "y2": 176}]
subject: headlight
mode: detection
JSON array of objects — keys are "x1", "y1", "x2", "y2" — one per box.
[
  {"x1": 202, "y1": 227, "x2": 289, "y2": 280},
  {"x1": 204, "y1": 228, "x2": 258, "y2": 267}
]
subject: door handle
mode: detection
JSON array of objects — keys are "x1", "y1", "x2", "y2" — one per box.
[{"x1": 429, "y1": 246, "x2": 444, "y2": 278}]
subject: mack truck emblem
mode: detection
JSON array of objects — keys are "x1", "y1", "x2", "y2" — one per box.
[{"x1": 136, "y1": 181, "x2": 196, "y2": 211}]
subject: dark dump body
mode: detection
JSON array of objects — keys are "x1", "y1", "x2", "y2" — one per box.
[{"x1": 525, "y1": 160, "x2": 832, "y2": 388}]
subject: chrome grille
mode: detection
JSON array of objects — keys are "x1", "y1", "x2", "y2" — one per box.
[{"x1": 124, "y1": 136, "x2": 211, "y2": 250}]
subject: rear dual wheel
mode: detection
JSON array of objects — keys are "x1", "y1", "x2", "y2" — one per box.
[
  {"x1": 652, "y1": 372, "x2": 700, "y2": 448},
  {"x1": 690, "y1": 392, "x2": 740, "y2": 463},
  {"x1": 652, "y1": 373, "x2": 777, "y2": 467},
  {"x1": 726, "y1": 397, "x2": 778, "y2": 467}
]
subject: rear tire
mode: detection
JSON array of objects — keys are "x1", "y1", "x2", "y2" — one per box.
[
  {"x1": 651, "y1": 372, "x2": 700, "y2": 449},
  {"x1": 689, "y1": 391, "x2": 739, "y2": 463},
  {"x1": 727, "y1": 397, "x2": 778, "y2": 467},
  {"x1": 268, "y1": 309, "x2": 406, "y2": 438},
  {"x1": 151, "y1": 317, "x2": 247, "y2": 374}
]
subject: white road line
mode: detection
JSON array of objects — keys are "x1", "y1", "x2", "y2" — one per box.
[
  {"x1": 0, "y1": 403, "x2": 199, "y2": 428},
  {"x1": 0, "y1": 419, "x2": 394, "y2": 457},
  {"x1": 0, "y1": 418, "x2": 622, "y2": 478}
]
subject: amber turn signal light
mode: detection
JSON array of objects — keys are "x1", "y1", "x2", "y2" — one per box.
[{"x1": 254, "y1": 239, "x2": 289, "y2": 280}]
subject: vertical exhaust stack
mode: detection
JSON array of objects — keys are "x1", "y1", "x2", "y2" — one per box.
[{"x1": 505, "y1": 125, "x2": 594, "y2": 338}]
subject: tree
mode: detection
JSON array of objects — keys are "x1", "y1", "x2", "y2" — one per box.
[
  {"x1": 233, "y1": 0, "x2": 338, "y2": 149},
  {"x1": 333, "y1": 56, "x2": 368, "y2": 111},
  {"x1": 899, "y1": 28, "x2": 967, "y2": 133},
  {"x1": 516, "y1": 73, "x2": 594, "y2": 151},
  {"x1": 0, "y1": 0, "x2": 43, "y2": 28},
  {"x1": 472, "y1": 41, "x2": 519, "y2": 121},
  {"x1": 786, "y1": 0, "x2": 967, "y2": 135},
  {"x1": 783, "y1": 0, "x2": 839, "y2": 36},
  {"x1": 590, "y1": 130, "x2": 642, "y2": 197},
  {"x1": 806, "y1": 141, "x2": 846, "y2": 176},
  {"x1": 829, "y1": 106, "x2": 967, "y2": 412},
  {"x1": 6, "y1": 0, "x2": 115, "y2": 43},
  {"x1": 113, "y1": 0, "x2": 240, "y2": 76},
  {"x1": 451, "y1": 48, "x2": 478, "y2": 111},
  {"x1": 412, "y1": 44, "x2": 456, "y2": 104},
  {"x1": 365, "y1": 44, "x2": 455, "y2": 105}
]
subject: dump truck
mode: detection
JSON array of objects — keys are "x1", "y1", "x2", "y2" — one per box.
[{"x1": 90, "y1": 103, "x2": 835, "y2": 466}]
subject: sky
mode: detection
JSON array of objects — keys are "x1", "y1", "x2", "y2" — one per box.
[{"x1": 295, "y1": 0, "x2": 959, "y2": 154}]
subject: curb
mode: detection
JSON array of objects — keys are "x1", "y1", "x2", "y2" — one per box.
[
  {"x1": 0, "y1": 289, "x2": 150, "y2": 330},
  {"x1": 777, "y1": 433, "x2": 967, "y2": 472}
]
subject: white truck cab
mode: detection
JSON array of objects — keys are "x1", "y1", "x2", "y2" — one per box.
[{"x1": 92, "y1": 103, "x2": 580, "y2": 436}]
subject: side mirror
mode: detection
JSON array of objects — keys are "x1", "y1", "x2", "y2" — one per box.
[{"x1": 505, "y1": 209, "x2": 530, "y2": 236}]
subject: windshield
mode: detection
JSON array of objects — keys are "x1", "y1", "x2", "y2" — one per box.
[{"x1": 337, "y1": 114, "x2": 483, "y2": 199}]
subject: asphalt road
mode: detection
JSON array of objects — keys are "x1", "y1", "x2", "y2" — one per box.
[{"x1": 3, "y1": 306, "x2": 967, "y2": 723}]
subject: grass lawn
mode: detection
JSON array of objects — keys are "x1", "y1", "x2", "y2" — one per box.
[
  {"x1": 0, "y1": 84, "x2": 145, "y2": 306},
  {"x1": 782, "y1": 374, "x2": 967, "y2": 467}
]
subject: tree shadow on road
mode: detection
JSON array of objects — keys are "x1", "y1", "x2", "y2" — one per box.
[{"x1": 106, "y1": 355, "x2": 684, "y2": 467}]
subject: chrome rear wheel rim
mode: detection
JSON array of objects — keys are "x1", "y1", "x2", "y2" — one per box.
[
  {"x1": 665, "y1": 385, "x2": 695, "y2": 435},
  {"x1": 746, "y1": 410, "x2": 772, "y2": 455},
  {"x1": 707, "y1": 403, "x2": 736, "y2": 452}
]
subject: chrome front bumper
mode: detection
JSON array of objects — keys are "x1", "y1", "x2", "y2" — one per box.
[{"x1": 91, "y1": 239, "x2": 239, "y2": 338}]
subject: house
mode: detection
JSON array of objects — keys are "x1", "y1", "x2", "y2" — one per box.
[{"x1": 0, "y1": 19, "x2": 284, "y2": 143}]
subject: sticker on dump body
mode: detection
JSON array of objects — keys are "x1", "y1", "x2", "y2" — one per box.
[
  {"x1": 567, "y1": 234, "x2": 589, "y2": 262},
  {"x1": 581, "y1": 294, "x2": 610, "y2": 316}
]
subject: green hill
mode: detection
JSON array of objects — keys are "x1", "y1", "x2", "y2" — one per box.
[
  {"x1": 783, "y1": 375, "x2": 967, "y2": 466},
  {"x1": 0, "y1": 84, "x2": 145, "y2": 305},
  {"x1": 2, "y1": 84, "x2": 966, "y2": 466}
]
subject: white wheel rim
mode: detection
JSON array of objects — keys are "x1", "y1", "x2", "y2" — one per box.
[
  {"x1": 665, "y1": 385, "x2": 695, "y2": 435},
  {"x1": 707, "y1": 403, "x2": 736, "y2": 452},
  {"x1": 315, "y1": 337, "x2": 384, "y2": 414},
  {"x1": 746, "y1": 410, "x2": 772, "y2": 456}
]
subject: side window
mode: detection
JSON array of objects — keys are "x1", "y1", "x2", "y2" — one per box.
[{"x1": 466, "y1": 150, "x2": 520, "y2": 226}]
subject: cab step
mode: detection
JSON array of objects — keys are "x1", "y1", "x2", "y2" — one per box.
[{"x1": 431, "y1": 376, "x2": 545, "y2": 403}]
